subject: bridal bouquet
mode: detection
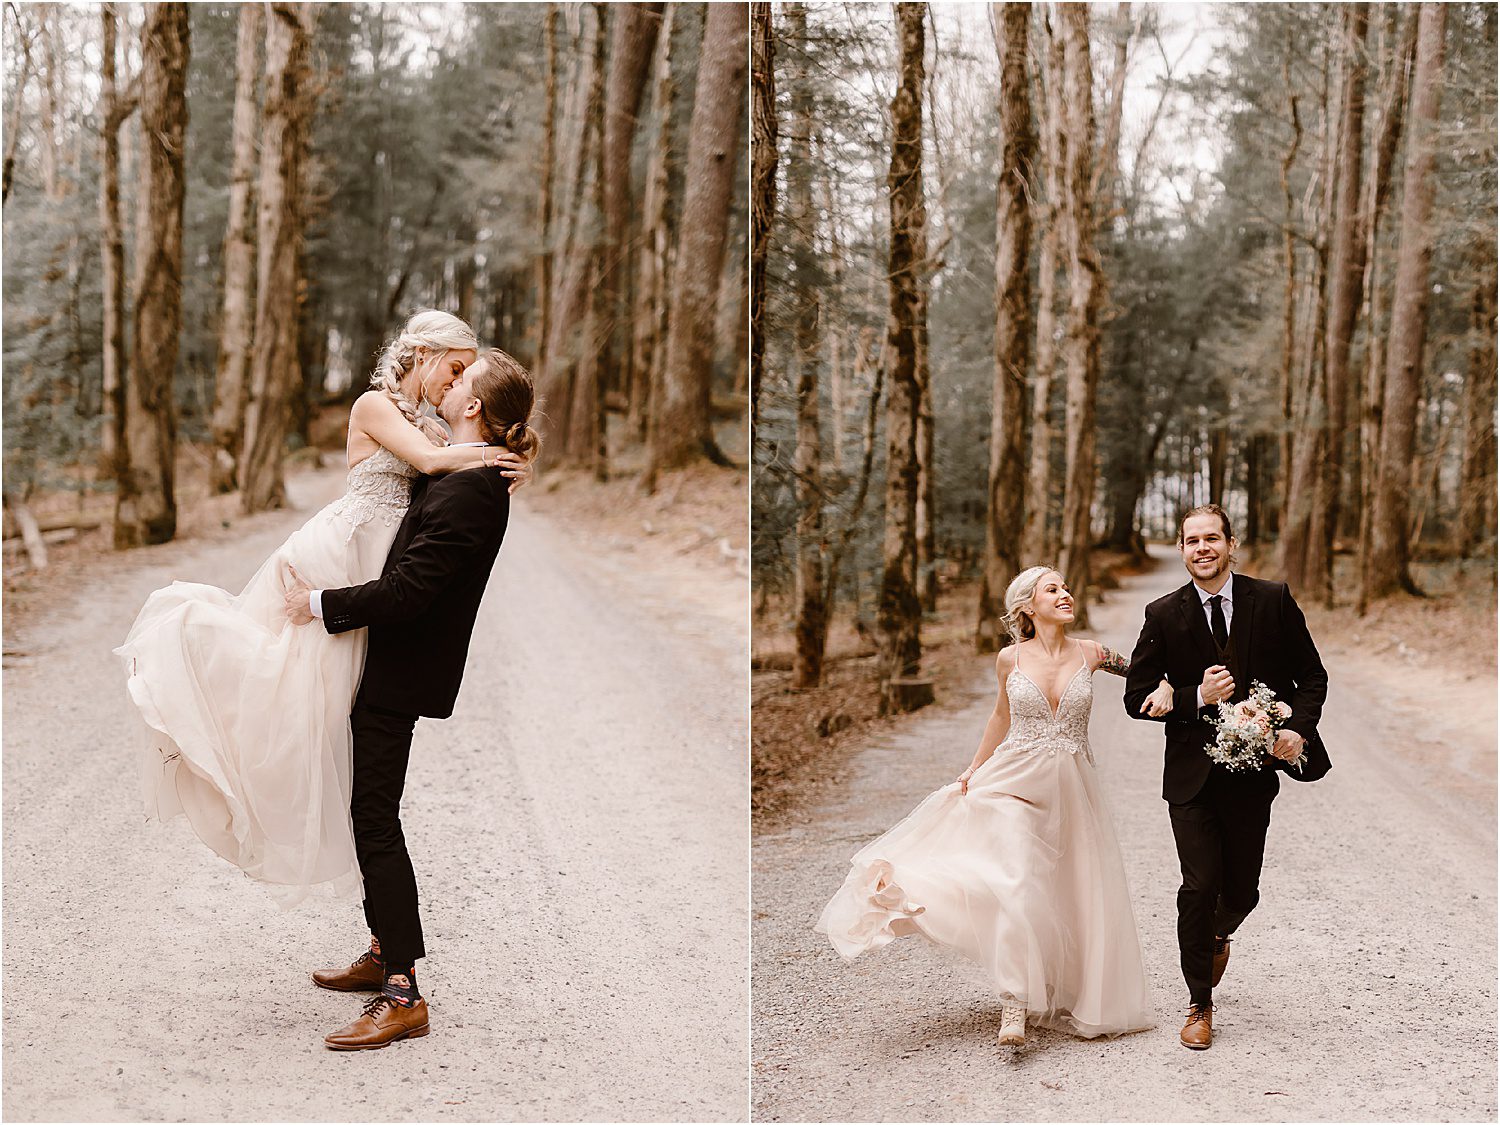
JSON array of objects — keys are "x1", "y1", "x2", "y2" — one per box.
[{"x1": 1205, "y1": 680, "x2": 1303, "y2": 772}]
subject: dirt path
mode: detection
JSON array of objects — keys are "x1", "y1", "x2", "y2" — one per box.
[
  {"x1": 3, "y1": 467, "x2": 748, "y2": 1123},
  {"x1": 752, "y1": 547, "x2": 1496, "y2": 1122}
]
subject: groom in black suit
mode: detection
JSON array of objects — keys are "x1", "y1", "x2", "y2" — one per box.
[
  {"x1": 1124, "y1": 504, "x2": 1327, "y2": 1051},
  {"x1": 284, "y1": 350, "x2": 534, "y2": 1050}
]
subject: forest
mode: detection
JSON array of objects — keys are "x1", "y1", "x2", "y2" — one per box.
[
  {"x1": 2, "y1": 1, "x2": 748, "y2": 559},
  {"x1": 751, "y1": 2, "x2": 1498, "y2": 712}
]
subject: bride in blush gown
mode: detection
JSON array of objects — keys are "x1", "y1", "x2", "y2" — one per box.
[
  {"x1": 115, "y1": 310, "x2": 531, "y2": 908},
  {"x1": 817, "y1": 566, "x2": 1173, "y2": 1046}
]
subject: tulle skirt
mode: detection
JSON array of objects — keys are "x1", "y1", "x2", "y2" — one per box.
[
  {"x1": 817, "y1": 742, "x2": 1154, "y2": 1038},
  {"x1": 115, "y1": 502, "x2": 401, "y2": 909}
]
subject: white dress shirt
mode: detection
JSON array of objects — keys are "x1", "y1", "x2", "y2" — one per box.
[
  {"x1": 1192, "y1": 571, "x2": 1234, "y2": 710},
  {"x1": 308, "y1": 442, "x2": 496, "y2": 619}
]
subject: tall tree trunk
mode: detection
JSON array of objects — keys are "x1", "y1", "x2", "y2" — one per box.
[
  {"x1": 39, "y1": 7, "x2": 59, "y2": 200},
  {"x1": 570, "y1": 5, "x2": 609, "y2": 474},
  {"x1": 600, "y1": 2, "x2": 663, "y2": 428},
  {"x1": 785, "y1": 2, "x2": 825, "y2": 689},
  {"x1": 565, "y1": 7, "x2": 608, "y2": 463},
  {"x1": 1274, "y1": 36, "x2": 1302, "y2": 541},
  {"x1": 2, "y1": 12, "x2": 36, "y2": 207},
  {"x1": 913, "y1": 167, "x2": 936, "y2": 612},
  {"x1": 544, "y1": 15, "x2": 599, "y2": 458},
  {"x1": 648, "y1": 2, "x2": 746, "y2": 473},
  {"x1": 1022, "y1": 10, "x2": 1065, "y2": 565},
  {"x1": 1056, "y1": 4, "x2": 1102, "y2": 628},
  {"x1": 1355, "y1": 6, "x2": 1417, "y2": 614},
  {"x1": 98, "y1": 4, "x2": 135, "y2": 481},
  {"x1": 239, "y1": 2, "x2": 312, "y2": 514},
  {"x1": 877, "y1": 2, "x2": 926, "y2": 715},
  {"x1": 632, "y1": 4, "x2": 676, "y2": 454},
  {"x1": 114, "y1": 3, "x2": 190, "y2": 549},
  {"x1": 750, "y1": 0, "x2": 778, "y2": 443},
  {"x1": 976, "y1": 2, "x2": 1034, "y2": 652},
  {"x1": 1280, "y1": 20, "x2": 1338, "y2": 592},
  {"x1": 1311, "y1": 4, "x2": 1368, "y2": 604},
  {"x1": 535, "y1": 4, "x2": 558, "y2": 385},
  {"x1": 1367, "y1": 2, "x2": 1445, "y2": 601},
  {"x1": 1458, "y1": 254, "x2": 1497, "y2": 556},
  {"x1": 209, "y1": 2, "x2": 261, "y2": 494}
]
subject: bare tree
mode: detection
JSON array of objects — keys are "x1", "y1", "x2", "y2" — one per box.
[
  {"x1": 1055, "y1": 3, "x2": 1103, "y2": 626},
  {"x1": 535, "y1": 3, "x2": 558, "y2": 384},
  {"x1": 976, "y1": 1, "x2": 1034, "y2": 652},
  {"x1": 97, "y1": 3, "x2": 137, "y2": 479},
  {"x1": 1283, "y1": 5, "x2": 1368, "y2": 602},
  {"x1": 239, "y1": 2, "x2": 313, "y2": 514},
  {"x1": 1458, "y1": 253, "x2": 1498, "y2": 556},
  {"x1": 600, "y1": 2, "x2": 664, "y2": 416},
  {"x1": 649, "y1": 1, "x2": 746, "y2": 473},
  {"x1": 1366, "y1": 2, "x2": 1446, "y2": 601},
  {"x1": 877, "y1": 2, "x2": 928, "y2": 715},
  {"x1": 114, "y1": 2, "x2": 190, "y2": 548},
  {"x1": 1021, "y1": 9, "x2": 1065, "y2": 565},
  {"x1": 782, "y1": 2, "x2": 826, "y2": 689},
  {"x1": 631, "y1": 3, "x2": 676, "y2": 446},
  {"x1": 750, "y1": 0, "x2": 778, "y2": 441},
  {"x1": 208, "y1": 2, "x2": 262, "y2": 494},
  {"x1": 3, "y1": 6, "x2": 38, "y2": 206}
]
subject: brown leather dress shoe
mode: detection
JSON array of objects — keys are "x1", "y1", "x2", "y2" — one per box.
[
  {"x1": 1180, "y1": 1003, "x2": 1213, "y2": 1050},
  {"x1": 324, "y1": 995, "x2": 430, "y2": 1050},
  {"x1": 1212, "y1": 937, "x2": 1231, "y2": 987},
  {"x1": 312, "y1": 950, "x2": 385, "y2": 992}
]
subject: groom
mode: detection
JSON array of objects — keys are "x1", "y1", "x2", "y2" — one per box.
[
  {"x1": 284, "y1": 351, "x2": 531, "y2": 1050},
  {"x1": 1123, "y1": 504, "x2": 1327, "y2": 1051}
]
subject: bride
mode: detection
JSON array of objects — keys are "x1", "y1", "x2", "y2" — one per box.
[
  {"x1": 115, "y1": 309, "x2": 532, "y2": 907},
  {"x1": 817, "y1": 566, "x2": 1172, "y2": 1047}
]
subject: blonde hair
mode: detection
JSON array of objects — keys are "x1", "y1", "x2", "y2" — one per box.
[
  {"x1": 369, "y1": 309, "x2": 478, "y2": 445},
  {"x1": 470, "y1": 348, "x2": 540, "y2": 460},
  {"x1": 1002, "y1": 565, "x2": 1061, "y2": 643}
]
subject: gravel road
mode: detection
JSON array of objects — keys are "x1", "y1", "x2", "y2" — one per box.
[
  {"x1": 3, "y1": 467, "x2": 749, "y2": 1123},
  {"x1": 752, "y1": 548, "x2": 1497, "y2": 1122}
]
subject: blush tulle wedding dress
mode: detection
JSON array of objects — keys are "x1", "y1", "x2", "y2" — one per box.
[
  {"x1": 114, "y1": 447, "x2": 419, "y2": 908},
  {"x1": 817, "y1": 641, "x2": 1154, "y2": 1038}
]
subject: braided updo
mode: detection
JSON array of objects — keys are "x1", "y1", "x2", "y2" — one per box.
[
  {"x1": 370, "y1": 309, "x2": 479, "y2": 445},
  {"x1": 469, "y1": 348, "x2": 540, "y2": 460}
]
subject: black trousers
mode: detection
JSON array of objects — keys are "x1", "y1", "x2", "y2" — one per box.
[
  {"x1": 1167, "y1": 766, "x2": 1277, "y2": 1005},
  {"x1": 350, "y1": 701, "x2": 426, "y2": 968}
]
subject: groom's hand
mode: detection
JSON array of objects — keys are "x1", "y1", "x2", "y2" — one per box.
[
  {"x1": 1271, "y1": 728, "x2": 1306, "y2": 762},
  {"x1": 1200, "y1": 664, "x2": 1235, "y2": 706},
  {"x1": 284, "y1": 563, "x2": 314, "y2": 626}
]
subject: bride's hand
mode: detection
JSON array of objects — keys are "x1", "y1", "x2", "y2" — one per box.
[
  {"x1": 486, "y1": 448, "x2": 534, "y2": 494},
  {"x1": 957, "y1": 766, "x2": 975, "y2": 795},
  {"x1": 1141, "y1": 677, "x2": 1174, "y2": 717}
]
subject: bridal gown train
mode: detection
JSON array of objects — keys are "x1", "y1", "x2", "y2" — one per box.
[
  {"x1": 115, "y1": 447, "x2": 419, "y2": 908},
  {"x1": 817, "y1": 643, "x2": 1154, "y2": 1038}
]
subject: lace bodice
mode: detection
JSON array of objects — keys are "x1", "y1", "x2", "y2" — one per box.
[
  {"x1": 1001, "y1": 654, "x2": 1094, "y2": 765},
  {"x1": 328, "y1": 446, "x2": 419, "y2": 539}
]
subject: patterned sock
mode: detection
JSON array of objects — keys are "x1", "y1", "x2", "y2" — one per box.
[{"x1": 382, "y1": 966, "x2": 420, "y2": 1007}]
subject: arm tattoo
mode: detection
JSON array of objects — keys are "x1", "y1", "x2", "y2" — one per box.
[{"x1": 1098, "y1": 646, "x2": 1130, "y2": 676}]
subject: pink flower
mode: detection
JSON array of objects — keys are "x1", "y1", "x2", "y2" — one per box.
[
  {"x1": 1232, "y1": 700, "x2": 1259, "y2": 722},
  {"x1": 1273, "y1": 701, "x2": 1292, "y2": 719}
]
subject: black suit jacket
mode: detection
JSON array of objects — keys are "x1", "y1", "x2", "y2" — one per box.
[
  {"x1": 1123, "y1": 573, "x2": 1328, "y2": 803},
  {"x1": 322, "y1": 467, "x2": 510, "y2": 719}
]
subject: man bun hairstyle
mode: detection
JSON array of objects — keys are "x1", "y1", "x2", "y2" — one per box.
[
  {"x1": 470, "y1": 348, "x2": 540, "y2": 460},
  {"x1": 370, "y1": 308, "x2": 478, "y2": 445}
]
